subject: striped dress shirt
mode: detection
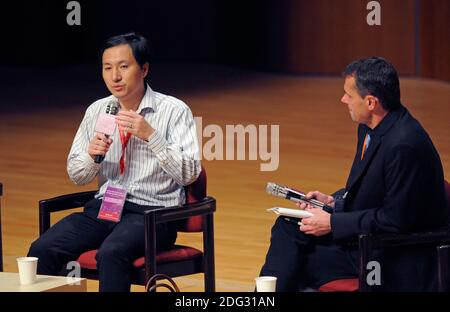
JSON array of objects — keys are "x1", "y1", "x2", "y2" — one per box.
[{"x1": 67, "y1": 85, "x2": 201, "y2": 207}]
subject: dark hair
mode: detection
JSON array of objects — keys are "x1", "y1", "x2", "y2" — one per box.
[
  {"x1": 101, "y1": 32, "x2": 150, "y2": 69},
  {"x1": 343, "y1": 57, "x2": 401, "y2": 111}
]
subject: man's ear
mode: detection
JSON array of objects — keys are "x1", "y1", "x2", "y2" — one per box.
[
  {"x1": 366, "y1": 95, "x2": 379, "y2": 111},
  {"x1": 142, "y1": 63, "x2": 149, "y2": 79}
]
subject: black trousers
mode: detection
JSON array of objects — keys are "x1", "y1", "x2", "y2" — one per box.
[
  {"x1": 260, "y1": 217, "x2": 359, "y2": 291},
  {"x1": 28, "y1": 199, "x2": 177, "y2": 292}
]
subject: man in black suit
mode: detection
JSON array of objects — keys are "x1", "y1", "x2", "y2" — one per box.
[{"x1": 260, "y1": 57, "x2": 449, "y2": 291}]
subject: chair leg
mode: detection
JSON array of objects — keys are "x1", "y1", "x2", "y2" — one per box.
[
  {"x1": 144, "y1": 210, "x2": 158, "y2": 289},
  {"x1": 358, "y1": 234, "x2": 373, "y2": 292},
  {"x1": 437, "y1": 245, "x2": 450, "y2": 292},
  {"x1": 203, "y1": 214, "x2": 215, "y2": 292},
  {"x1": 204, "y1": 265, "x2": 215, "y2": 292}
]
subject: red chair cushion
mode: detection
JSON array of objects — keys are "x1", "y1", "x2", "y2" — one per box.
[
  {"x1": 77, "y1": 250, "x2": 98, "y2": 270},
  {"x1": 132, "y1": 245, "x2": 202, "y2": 268},
  {"x1": 77, "y1": 246, "x2": 203, "y2": 270},
  {"x1": 318, "y1": 278, "x2": 359, "y2": 292}
]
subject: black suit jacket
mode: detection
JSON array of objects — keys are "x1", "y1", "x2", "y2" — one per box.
[{"x1": 331, "y1": 105, "x2": 449, "y2": 291}]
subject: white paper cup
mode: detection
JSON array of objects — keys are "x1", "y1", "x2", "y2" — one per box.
[
  {"x1": 255, "y1": 276, "x2": 277, "y2": 292},
  {"x1": 17, "y1": 257, "x2": 38, "y2": 285}
]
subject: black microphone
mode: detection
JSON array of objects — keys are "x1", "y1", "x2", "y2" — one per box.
[
  {"x1": 266, "y1": 182, "x2": 334, "y2": 213},
  {"x1": 94, "y1": 99, "x2": 120, "y2": 164}
]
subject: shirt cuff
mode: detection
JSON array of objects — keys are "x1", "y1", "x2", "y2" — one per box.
[
  {"x1": 146, "y1": 130, "x2": 170, "y2": 164},
  {"x1": 81, "y1": 152, "x2": 101, "y2": 173}
]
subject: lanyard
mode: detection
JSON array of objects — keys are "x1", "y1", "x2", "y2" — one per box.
[{"x1": 119, "y1": 128, "x2": 132, "y2": 175}]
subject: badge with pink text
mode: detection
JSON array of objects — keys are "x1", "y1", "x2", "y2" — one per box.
[{"x1": 97, "y1": 186, "x2": 127, "y2": 222}]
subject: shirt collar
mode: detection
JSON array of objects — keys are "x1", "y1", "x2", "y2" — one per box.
[
  {"x1": 362, "y1": 104, "x2": 405, "y2": 138},
  {"x1": 112, "y1": 84, "x2": 156, "y2": 114},
  {"x1": 136, "y1": 84, "x2": 156, "y2": 114}
]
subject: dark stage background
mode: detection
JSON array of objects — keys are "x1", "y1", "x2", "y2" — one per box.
[{"x1": 0, "y1": 0, "x2": 449, "y2": 75}]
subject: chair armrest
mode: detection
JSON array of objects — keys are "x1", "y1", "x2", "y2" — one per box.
[
  {"x1": 39, "y1": 191, "x2": 97, "y2": 213},
  {"x1": 358, "y1": 226, "x2": 450, "y2": 291},
  {"x1": 39, "y1": 191, "x2": 97, "y2": 235},
  {"x1": 143, "y1": 196, "x2": 216, "y2": 224},
  {"x1": 360, "y1": 227, "x2": 450, "y2": 249}
]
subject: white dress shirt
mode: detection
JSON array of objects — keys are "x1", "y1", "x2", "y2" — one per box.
[{"x1": 67, "y1": 85, "x2": 201, "y2": 207}]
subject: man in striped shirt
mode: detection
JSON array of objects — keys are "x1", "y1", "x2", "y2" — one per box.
[{"x1": 28, "y1": 33, "x2": 201, "y2": 291}]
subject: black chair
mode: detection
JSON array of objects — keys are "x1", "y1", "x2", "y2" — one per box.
[
  {"x1": 39, "y1": 168, "x2": 216, "y2": 291},
  {"x1": 318, "y1": 180, "x2": 450, "y2": 292}
]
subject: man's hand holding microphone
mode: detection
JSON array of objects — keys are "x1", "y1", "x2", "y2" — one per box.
[
  {"x1": 89, "y1": 99, "x2": 156, "y2": 163},
  {"x1": 90, "y1": 99, "x2": 119, "y2": 163},
  {"x1": 89, "y1": 134, "x2": 114, "y2": 161}
]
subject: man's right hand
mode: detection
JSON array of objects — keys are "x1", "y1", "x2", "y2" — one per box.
[
  {"x1": 296, "y1": 191, "x2": 335, "y2": 210},
  {"x1": 88, "y1": 133, "x2": 113, "y2": 160}
]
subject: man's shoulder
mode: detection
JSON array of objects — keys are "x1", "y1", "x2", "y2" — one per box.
[
  {"x1": 393, "y1": 109, "x2": 427, "y2": 138},
  {"x1": 385, "y1": 108, "x2": 434, "y2": 151},
  {"x1": 152, "y1": 90, "x2": 191, "y2": 113}
]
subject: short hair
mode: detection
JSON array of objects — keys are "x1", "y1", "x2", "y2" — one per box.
[
  {"x1": 100, "y1": 32, "x2": 150, "y2": 69},
  {"x1": 343, "y1": 57, "x2": 401, "y2": 111}
]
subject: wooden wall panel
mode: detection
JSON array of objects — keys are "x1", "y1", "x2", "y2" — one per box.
[
  {"x1": 268, "y1": 0, "x2": 416, "y2": 75},
  {"x1": 420, "y1": 0, "x2": 450, "y2": 81}
]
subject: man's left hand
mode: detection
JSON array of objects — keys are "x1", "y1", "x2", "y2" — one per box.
[
  {"x1": 115, "y1": 110, "x2": 154, "y2": 141},
  {"x1": 299, "y1": 207, "x2": 331, "y2": 236}
]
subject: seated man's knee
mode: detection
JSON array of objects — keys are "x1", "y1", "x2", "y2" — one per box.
[
  {"x1": 272, "y1": 216, "x2": 294, "y2": 234},
  {"x1": 28, "y1": 237, "x2": 50, "y2": 258},
  {"x1": 96, "y1": 244, "x2": 129, "y2": 267}
]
